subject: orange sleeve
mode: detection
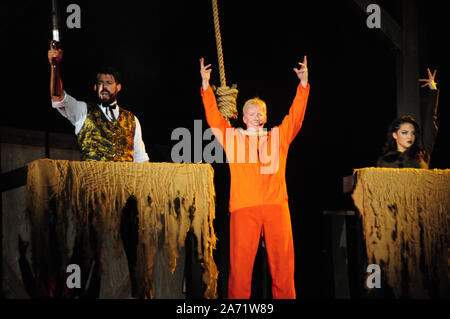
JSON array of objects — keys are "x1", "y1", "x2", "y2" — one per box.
[
  {"x1": 278, "y1": 83, "x2": 310, "y2": 145},
  {"x1": 200, "y1": 86, "x2": 232, "y2": 145}
]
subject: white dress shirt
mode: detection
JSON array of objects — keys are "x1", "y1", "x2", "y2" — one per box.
[{"x1": 51, "y1": 91, "x2": 149, "y2": 162}]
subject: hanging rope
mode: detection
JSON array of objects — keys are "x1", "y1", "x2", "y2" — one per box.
[{"x1": 211, "y1": 0, "x2": 238, "y2": 122}]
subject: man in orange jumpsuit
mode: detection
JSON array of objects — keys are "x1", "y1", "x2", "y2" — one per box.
[{"x1": 200, "y1": 56, "x2": 310, "y2": 299}]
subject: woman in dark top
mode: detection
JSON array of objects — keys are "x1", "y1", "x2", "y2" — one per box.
[{"x1": 377, "y1": 68, "x2": 439, "y2": 169}]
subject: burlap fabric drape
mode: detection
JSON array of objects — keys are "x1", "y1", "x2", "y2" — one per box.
[
  {"x1": 352, "y1": 167, "x2": 449, "y2": 298},
  {"x1": 26, "y1": 159, "x2": 217, "y2": 298}
]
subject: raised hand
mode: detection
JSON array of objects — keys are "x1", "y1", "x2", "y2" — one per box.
[
  {"x1": 200, "y1": 57, "x2": 212, "y2": 90},
  {"x1": 293, "y1": 55, "x2": 308, "y2": 88},
  {"x1": 48, "y1": 40, "x2": 64, "y2": 100},
  {"x1": 48, "y1": 40, "x2": 63, "y2": 64},
  {"x1": 418, "y1": 68, "x2": 438, "y2": 90}
]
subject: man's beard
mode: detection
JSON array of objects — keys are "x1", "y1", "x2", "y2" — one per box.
[{"x1": 97, "y1": 90, "x2": 117, "y2": 107}]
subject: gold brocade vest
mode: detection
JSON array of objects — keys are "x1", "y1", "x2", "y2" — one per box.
[{"x1": 76, "y1": 103, "x2": 135, "y2": 161}]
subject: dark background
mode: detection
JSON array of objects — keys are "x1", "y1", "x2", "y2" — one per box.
[{"x1": 1, "y1": 0, "x2": 448, "y2": 298}]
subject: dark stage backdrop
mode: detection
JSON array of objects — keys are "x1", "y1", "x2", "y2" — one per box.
[{"x1": 1, "y1": 0, "x2": 448, "y2": 298}]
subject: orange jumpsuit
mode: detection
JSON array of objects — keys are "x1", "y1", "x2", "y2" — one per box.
[{"x1": 201, "y1": 83, "x2": 310, "y2": 299}]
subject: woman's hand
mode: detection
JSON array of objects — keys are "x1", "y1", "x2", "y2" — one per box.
[
  {"x1": 200, "y1": 57, "x2": 212, "y2": 90},
  {"x1": 293, "y1": 55, "x2": 308, "y2": 88},
  {"x1": 418, "y1": 68, "x2": 438, "y2": 90}
]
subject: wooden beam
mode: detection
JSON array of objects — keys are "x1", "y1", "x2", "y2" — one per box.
[
  {"x1": 397, "y1": 0, "x2": 421, "y2": 121},
  {"x1": 351, "y1": 0, "x2": 402, "y2": 51},
  {"x1": 0, "y1": 126, "x2": 78, "y2": 150},
  {"x1": 350, "y1": 0, "x2": 421, "y2": 121},
  {"x1": 0, "y1": 166, "x2": 28, "y2": 193}
]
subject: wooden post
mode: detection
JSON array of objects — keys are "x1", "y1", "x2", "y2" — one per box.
[
  {"x1": 398, "y1": 0, "x2": 421, "y2": 122},
  {"x1": 350, "y1": 0, "x2": 421, "y2": 121}
]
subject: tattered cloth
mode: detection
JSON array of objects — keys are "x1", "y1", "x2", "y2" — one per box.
[
  {"x1": 26, "y1": 159, "x2": 218, "y2": 298},
  {"x1": 352, "y1": 167, "x2": 449, "y2": 298}
]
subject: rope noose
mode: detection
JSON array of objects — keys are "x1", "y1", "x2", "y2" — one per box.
[{"x1": 211, "y1": 0, "x2": 238, "y2": 122}]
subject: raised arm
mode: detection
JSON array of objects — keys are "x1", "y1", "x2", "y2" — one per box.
[
  {"x1": 199, "y1": 58, "x2": 231, "y2": 139},
  {"x1": 279, "y1": 56, "x2": 311, "y2": 145},
  {"x1": 293, "y1": 55, "x2": 309, "y2": 89},
  {"x1": 48, "y1": 41, "x2": 64, "y2": 101},
  {"x1": 418, "y1": 68, "x2": 439, "y2": 158},
  {"x1": 48, "y1": 41, "x2": 87, "y2": 132},
  {"x1": 200, "y1": 57, "x2": 212, "y2": 91}
]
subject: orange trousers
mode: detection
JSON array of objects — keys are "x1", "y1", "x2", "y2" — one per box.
[{"x1": 228, "y1": 203, "x2": 296, "y2": 299}]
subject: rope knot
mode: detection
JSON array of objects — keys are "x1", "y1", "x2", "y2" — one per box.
[{"x1": 212, "y1": 84, "x2": 239, "y2": 122}]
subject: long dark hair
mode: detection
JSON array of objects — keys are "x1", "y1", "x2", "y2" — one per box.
[{"x1": 382, "y1": 115, "x2": 425, "y2": 159}]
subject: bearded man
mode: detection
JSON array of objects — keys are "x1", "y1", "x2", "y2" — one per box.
[{"x1": 48, "y1": 41, "x2": 149, "y2": 162}]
